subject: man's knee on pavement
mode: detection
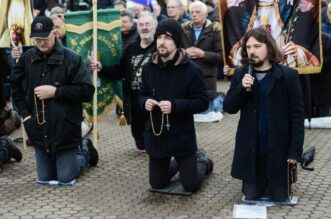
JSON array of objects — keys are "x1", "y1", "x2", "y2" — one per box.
[
  {"x1": 181, "y1": 180, "x2": 199, "y2": 193},
  {"x1": 37, "y1": 171, "x2": 57, "y2": 182},
  {"x1": 57, "y1": 168, "x2": 76, "y2": 183},
  {"x1": 149, "y1": 177, "x2": 169, "y2": 189}
]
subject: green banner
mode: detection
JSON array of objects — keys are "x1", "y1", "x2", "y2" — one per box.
[{"x1": 65, "y1": 9, "x2": 123, "y2": 121}]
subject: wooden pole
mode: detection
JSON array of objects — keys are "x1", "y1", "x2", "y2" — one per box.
[
  {"x1": 21, "y1": 117, "x2": 27, "y2": 149},
  {"x1": 92, "y1": 0, "x2": 98, "y2": 148},
  {"x1": 14, "y1": 47, "x2": 27, "y2": 150}
]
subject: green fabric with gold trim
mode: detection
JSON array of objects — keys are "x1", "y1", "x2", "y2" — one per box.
[{"x1": 65, "y1": 9, "x2": 122, "y2": 121}]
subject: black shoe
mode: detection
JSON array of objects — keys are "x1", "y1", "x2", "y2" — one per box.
[
  {"x1": 0, "y1": 137, "x2": 22, "y2": 162},
  {"x1": 82, "y1": 138, "x2": 99, "y2": 167},
  {"x1": 196, "y1": 149, "x2": 213, "y2": 175}
]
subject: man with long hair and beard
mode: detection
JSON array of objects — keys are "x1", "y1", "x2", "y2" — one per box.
[{"x1": 224, "y1": 27, "x2": 304, "y2": 201}]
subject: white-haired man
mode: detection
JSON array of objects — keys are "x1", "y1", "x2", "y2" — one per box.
[
  {"x1": 90, "y1": 11, "x2": 157, "y2": 153},
  {"x1": 182, "y1": 0, "x2": 223, "y2": 122}
]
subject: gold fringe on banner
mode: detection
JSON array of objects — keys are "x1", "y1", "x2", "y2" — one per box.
[
  {"x1": 83, "y1": 95, "x2": 127, "y2": 126},
  {"x1": 114, "y1": 95, "x2": 127, "y2": 126},
  {"x1": 65, "y1": 20, "x2": 121, "y2": 34}
]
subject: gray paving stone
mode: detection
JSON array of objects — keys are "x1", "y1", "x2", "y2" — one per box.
[{"x1": 0, "y1": 81, "x2": 330, "y2": 218}]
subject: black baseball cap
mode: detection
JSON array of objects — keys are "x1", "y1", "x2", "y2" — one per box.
[{"x1": 30, "y1": 16, "x2": 54, "y2": 39}]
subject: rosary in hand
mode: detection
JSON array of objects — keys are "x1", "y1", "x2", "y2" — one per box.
[
  {"x1": 34, "y1": 95, "x2": 46, "y2": 125},
  {"x1": 149, "y1": 110, "x2": 170, "y2": 136}
]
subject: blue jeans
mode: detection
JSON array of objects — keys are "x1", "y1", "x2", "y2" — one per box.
[{"x1": 34, "y1": 146, "x2": 89, "y2": 183}]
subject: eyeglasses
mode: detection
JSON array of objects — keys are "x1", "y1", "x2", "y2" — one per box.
[{"x1": 138, "y1": 22, "x2": 152, "y2": 28}]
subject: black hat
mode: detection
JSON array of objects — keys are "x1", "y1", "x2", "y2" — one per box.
[
  {"x1": 155, "y1": 19, "x2": 183, "y2": 47},
  {"x1": 30, "y1": 16, "x2": 54, "y2": 39}
]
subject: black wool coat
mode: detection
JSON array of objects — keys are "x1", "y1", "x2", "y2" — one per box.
[
  {"x1": 139, "y1": 49, "x2": 209, "y2": 158},
  {"x1": 223, "y1": 63, "x2": 304, "y2": 187}
]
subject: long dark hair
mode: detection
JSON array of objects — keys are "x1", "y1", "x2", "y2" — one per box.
[{"x1": 241, "y1": 27, "x2": 283, "y2": 65}]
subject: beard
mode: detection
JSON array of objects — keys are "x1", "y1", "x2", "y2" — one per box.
[
  {"x1": 157, "y1": 47, "x2": 171, "y2": 57},
  {"x1": 250, "y1": 55, "x2": 266, "y2": 67},
  {"x1": 253, "y1": 60, "x2": 264, "y2": 67}
]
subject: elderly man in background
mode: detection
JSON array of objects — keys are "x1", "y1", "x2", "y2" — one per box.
[
  {"x1": 182, "y1": 0, "x2": 223, "y2": 122},
  {"x1": 167, "y1": 0, "x2": 189, "y2": 24}
]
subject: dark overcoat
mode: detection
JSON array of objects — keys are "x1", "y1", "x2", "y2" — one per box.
[
  {"x1": 223, "y1": 63, "x2": 304, "y2": 187},
  {"x1": 181, "y1": 20, "x2": 223, "y2": 99},
  {"x1": 139, "y1": 49, "x2": 209, "y2": 158}
]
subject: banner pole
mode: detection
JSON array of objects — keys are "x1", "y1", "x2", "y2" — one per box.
[
  {"x1": 92, "y1": 0, "x2": 98, "y2": 148},
  {"x1": 14, "y1": 45, "x2": 27, "y2": 149}
]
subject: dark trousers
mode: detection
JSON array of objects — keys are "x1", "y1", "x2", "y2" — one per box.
[
  {"x1": 130, "y1": 110, "x2": 147, "y2": 150},
  {"x1": 149, "y1": 154, "x2": 207, "y2": 192},
  {"x1": 0, "y1": 144, "x2": 10, "y2": 165},
  {"x1": 242, "y1": 156, "x2": 288, "y2": 202}
]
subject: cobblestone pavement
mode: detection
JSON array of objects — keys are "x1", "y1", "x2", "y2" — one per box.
[{"x1": 0, "y1": 81, "x2": 330, "y2": 219}]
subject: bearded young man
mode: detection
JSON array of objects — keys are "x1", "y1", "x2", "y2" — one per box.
[
  {"x1": 139, "y1": 19, "x2": 213, "y2": 193},
  {"x1": 223, "y1": 27, "x2": 304, "y2": 201}
]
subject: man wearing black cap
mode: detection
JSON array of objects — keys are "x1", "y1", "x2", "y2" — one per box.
[
  {"x1": 10, "y1": 16, "x2": 98, "y2": 184},
  {"x1": 139, "y1": 19, "x2": 214, "y2": 193}
]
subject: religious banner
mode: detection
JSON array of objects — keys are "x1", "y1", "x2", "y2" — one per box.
[
  {"x1": 65, "y1": 9, "x2": 123, "y2": 121},
  {"x1": 0, "y1": 0, "x2": 34, "y2": 48},
  {"x1": 220, "y1": 0, "x2": 322, "y2": 74}
]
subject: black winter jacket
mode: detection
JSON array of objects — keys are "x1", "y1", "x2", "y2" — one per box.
[
  {"x1": 99, "y1": 40, "x2": 156, "y2": 124},
  {"x1": 139, "y1": 49, "x2": 209, "y2": 157},
  {"x1": 10, "y1": 39, "x2": 94, "y2": 153},
  {"x1": 223, "y1": 63, "x2": 304, "y2": 187}
]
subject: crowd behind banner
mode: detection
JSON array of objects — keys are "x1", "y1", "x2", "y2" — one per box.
[{"x1": 0, "y1": 0, "x2": 330, "y2": 204}]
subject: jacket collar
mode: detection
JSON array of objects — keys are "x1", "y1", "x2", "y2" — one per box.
[
  {"x1": 266, "y1": 62, "x2": 284, "y2": 95},
  {"x1": 151, "y1": 48, "x2": 188, "y2": 66},
  {"x1": 31, "y1": 38, "x2": 64, "y2": 65},
  {"x1": 189, "y1": 19, "x2": 212, "y2": 30},
  {"x1": 270, "y1": 62, "x2": 284, "y2": 79}
]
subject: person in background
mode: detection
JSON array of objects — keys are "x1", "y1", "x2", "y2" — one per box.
[
  {"x1": 152, "y1": 0, "x2": 168, "y2": 23},
  {"x1": 182, "y1": 0, "x2": 223, "y2": 122},
  {"x1": 120, "y1": 12, "x2": 138, "y2": 51},
  {"x1": 33, "y1": 0, "x2": 48, "y2": 16},
  {"x1": 167, "y1": 0, "x2": 189, "y2": 24},
  {"x1": 133, "y1": 3, "x2": 145, "y2": 19},
  {"x1": 50, "y1": 13, "x2": 66, "y2": 46},
  {"x1": 114, "y1": 0, "x2": 126, "y2": 11},
  {"x1": 322, "y1": 1, "x2": 331, "y2": 34},
  {"x1": 90, "y1": 11, "x2": 157, "y2": 154},
  {"x1": 310, "y1": 33, "x2": 331, "y2": 117}
]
